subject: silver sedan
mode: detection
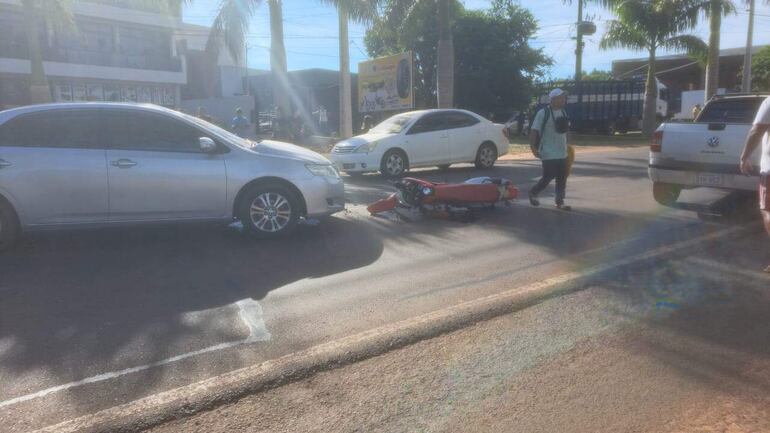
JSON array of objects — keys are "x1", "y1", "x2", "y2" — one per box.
[{"x1": 0, "y1": 103, "x2": 344, "y2": 248}]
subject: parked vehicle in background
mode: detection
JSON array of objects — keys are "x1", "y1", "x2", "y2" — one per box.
[
  {"x1": 330, "y1": 109, "x2": 509, "y2": 178},
  {"x1": 534, "y1": 79, "x2": 669, "y2": 134},
  {"x1": 648, "y1": 94, "x2": 768, "y2": 206},
  {"x1": 0, "y1": 103, "x2": 344, "y2": 249}
]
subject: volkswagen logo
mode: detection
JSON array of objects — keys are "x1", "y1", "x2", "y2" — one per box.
[{"x1": 707, "y1": 136, "x2": 720, "y2": 148}]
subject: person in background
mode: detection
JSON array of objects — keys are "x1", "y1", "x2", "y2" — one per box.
[
  {"x1": 528, "y1": 88, "x2": 572, "y2": 211},
  {"x1": 361, "y1": 115, "x2": 374, "y2": 133},
  {"x1": 692, "y1": 103, "x2": 702, "y2": 120},
  {"x1": 314, "y1": 105, "x2": 328, "y2": 135},
  {"x1": 272, "y1": 106, "x2": 283, "y2": 139},
  {"x1": 516, "y1": 111, "x2": 526, "y2": 135},
  {"x1": 231, "y1": 108, "x2": 250, "y2": 138},
  {"x1": 739, "y1": 96, "x2": 770, "y2": 273}
]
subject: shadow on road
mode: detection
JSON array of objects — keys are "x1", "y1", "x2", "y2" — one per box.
[{"x1": 0, "y1": 217, "x2": 383, "y2": 404}]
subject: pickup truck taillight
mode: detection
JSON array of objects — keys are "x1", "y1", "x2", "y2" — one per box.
[{"x1": 651, "y1": 130, "x2": 663, "y2": 152}]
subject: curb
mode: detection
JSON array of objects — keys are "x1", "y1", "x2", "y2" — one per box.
[{"x1": 34, "y1": 224, "x2": 755, "y2": 433}]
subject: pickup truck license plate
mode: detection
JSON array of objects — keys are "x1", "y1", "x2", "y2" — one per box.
[{"x1": 697, "y1": 173, "x2": 723, "y2": 186}]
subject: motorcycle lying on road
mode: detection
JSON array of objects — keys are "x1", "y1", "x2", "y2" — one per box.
[{"x1": 367, "y1": 177, "x2": 519, "y2": 221}]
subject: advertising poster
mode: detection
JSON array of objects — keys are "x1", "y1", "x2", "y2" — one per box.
[{"x1": 358, "y1": 51, "x2": 413, "y2": 113}]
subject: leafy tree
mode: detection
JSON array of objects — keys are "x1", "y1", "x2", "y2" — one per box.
[
  {"x1": 740, "y1": 45, "x2": 770, "y2": 91},
  {"x1": 365, "y1": 0, "x2": 549, "y2": 114},
  {"x1": 597, "y1": 0, "x2": 707, "y2": 135},
  {"x1": 582, "y1": 69, "x2": 614, "y2": 80},
  {"x1": 378, "y1": 0, "x2": 457, "y2": 108}
]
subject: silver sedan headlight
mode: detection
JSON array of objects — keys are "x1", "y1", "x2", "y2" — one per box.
[{"x1": 305, "y1": 163, "x2": 340, "y2": 178}]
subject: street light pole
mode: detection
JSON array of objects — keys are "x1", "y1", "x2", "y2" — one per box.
[
  {"x1": 742, "y1": 0, "x2": 755, "y2": 92},
  {"x1": 575, "y1": 0, "x2": 584, "y2": 81}
]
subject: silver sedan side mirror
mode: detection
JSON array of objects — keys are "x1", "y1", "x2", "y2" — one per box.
[{"x1": 199, "y1": 137, "x2": 217, "y2": 153}]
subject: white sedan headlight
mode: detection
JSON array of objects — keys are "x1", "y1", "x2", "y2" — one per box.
[
  {"x1": 354, "y1": 141, "x2": 378, "y2": 153},
  {"x1": 305, "y1": 163, "x2": 340, "y2": 178}
]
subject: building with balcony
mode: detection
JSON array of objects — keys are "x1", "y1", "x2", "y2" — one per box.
[{"x1": 0, "y1": 0, "x2": 245, "y2": 110}]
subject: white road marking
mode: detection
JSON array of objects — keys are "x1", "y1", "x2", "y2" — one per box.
[
  {"x1": 0, "y1": 298, "x2": 270, "y2": 409},
  {"x1": 685, "y1": 257, "x2": 770, "y2": 282}
]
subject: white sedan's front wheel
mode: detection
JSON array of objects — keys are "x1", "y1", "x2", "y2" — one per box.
[{"x1": 381, "y1": 149, "x2": 408, "y2": 178}]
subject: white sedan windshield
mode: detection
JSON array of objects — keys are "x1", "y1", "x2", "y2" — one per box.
[{"x1": 370, "y1": 114, "x2": 415, "y2": 134}]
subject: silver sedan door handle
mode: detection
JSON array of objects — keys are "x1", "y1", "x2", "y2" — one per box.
[
  {"x1": 0, "y1": 159, "x2": 11, "y2": 168},
  {"x1": 110, "y1": 159, "x2": 138, "y2": 168}
]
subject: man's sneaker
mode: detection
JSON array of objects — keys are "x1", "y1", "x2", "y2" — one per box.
[
  {"x1": 556, "y1": 203, "x2": 572, "y2": 211},
  {"x1": 529, "y1": 194, "x2": 540, "y2": 207},
  {"x1": 764, "y1": 264, "x2": 770, "y2": 273}
]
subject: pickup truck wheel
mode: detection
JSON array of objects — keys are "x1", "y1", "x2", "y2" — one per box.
[
  {"x1": 653, "y1": 182, "x2": 682, "y2": 206},
  {"x1": 0, "y1": 200, "x2": 20, "y2": 251}
]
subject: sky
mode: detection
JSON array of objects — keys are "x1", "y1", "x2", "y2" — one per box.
[{"x1": 182, "y1": 0, "x2": 770, "y2": 79}]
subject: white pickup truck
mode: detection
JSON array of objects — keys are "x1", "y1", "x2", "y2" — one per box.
[{"x1": 648, "y1": 94, "x2": 768, "y2": 206}]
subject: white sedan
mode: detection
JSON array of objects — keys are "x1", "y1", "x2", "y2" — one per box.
[{"x1": 330, "y1": 109, "x2": 509, "y2": 178}]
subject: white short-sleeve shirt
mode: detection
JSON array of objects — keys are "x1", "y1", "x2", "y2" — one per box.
[{"x1": 755, "y1": 97, "x2": 770, "y2": 174}]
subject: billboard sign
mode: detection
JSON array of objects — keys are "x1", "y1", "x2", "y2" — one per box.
[{"x1": 358, "y1": 51, "x2": 413, "y2": 113}]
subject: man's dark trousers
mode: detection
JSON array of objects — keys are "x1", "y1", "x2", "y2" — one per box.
[{"x1": 530, "y1": 158, "x2": 568, "y2": 205}]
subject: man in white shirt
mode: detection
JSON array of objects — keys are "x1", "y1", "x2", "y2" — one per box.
[{"x1": 739, "y1": 96, "x2": 770, "y2": 272}]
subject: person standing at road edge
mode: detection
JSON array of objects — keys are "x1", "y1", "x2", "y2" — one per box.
[
  {"x1": 529, "y1": 88, "x2": 572, "y2": 211},
  {"x1": 692, "y1": 103, "x2": 702, "y2": 120},
  {"x1": 231, "y1": 108, "x2": 250, "y2": 138},
  {"x1": 739, "y1": 96, "x2": 770, "y2": 273}
]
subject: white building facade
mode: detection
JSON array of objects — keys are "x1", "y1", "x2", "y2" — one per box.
[{"x1": 0, "y1": 0, "x2": 246, "y2": 111}]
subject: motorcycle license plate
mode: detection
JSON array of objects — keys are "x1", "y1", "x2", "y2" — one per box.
[{"x1": 697, "y1": 173, "x2": 723, "y2": 186}]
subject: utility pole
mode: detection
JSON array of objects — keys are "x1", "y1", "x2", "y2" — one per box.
[
  {"x1": 338, "y1": 5, "x2": 353, "y2": 138},
  {"x1": 742, "y1": 0, "x2": 755, "y2": 92},
  {"x1": 574, "y1": 0, "x2": 584, "y2": 82}
]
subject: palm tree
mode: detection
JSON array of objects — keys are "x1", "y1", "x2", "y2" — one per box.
[
  {"x1": 598, "y1": 0, "x2": 707, "y2": 135},
  {"x1": 319, "y1": 0, "x2": 381, "y2": 137},
  {"x1": 694, "y1": 0, "x2": 736, "y2": 100},
  {"x1": 21, "y1": 0, "x2": 187, "y2": 104},
  {"x1": 20, "y1": 0, "x2": 74, "y2": 104},
  {"x1": 383, "y1": 0, "x2": 454, "y2": 108},
  {"x1": 208, "y1": 0, "x2": 379, "y2": 138}
]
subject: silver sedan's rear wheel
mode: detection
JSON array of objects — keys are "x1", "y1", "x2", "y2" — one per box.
[
  {"x1": 238, "y1": 184, "x2": 301, "y2": 238},
  {"x1": 381, "y1": 149, "x2": 408, "y2": 178}
]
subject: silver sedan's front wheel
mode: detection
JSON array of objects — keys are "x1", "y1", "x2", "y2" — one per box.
[
  {"x1": 250, "y1": 192, "x2": 292, "y2": 233},
  {"x1": 238, "y1": 184, "x2": 301, "y2": 238}
]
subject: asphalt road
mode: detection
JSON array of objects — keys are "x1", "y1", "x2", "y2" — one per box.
[{"x1": 0, "y1": 147, "x2": 762, "y2": 432}]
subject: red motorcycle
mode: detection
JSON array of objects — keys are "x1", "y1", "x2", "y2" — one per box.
[{"x1": 368, "y1": 177, "x2": 519, "y2": 221}]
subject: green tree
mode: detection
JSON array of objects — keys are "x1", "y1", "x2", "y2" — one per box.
[
  {"x1": 581, "y1": 69, "x2": 614, "y2": 81},
  {"x1": 20, "y1": 0, "x2": 185, "y2": 104},
  {"x1": 365, "y1": 0, "x2": 549, "y2": 113},
  {"x1": 742, "y1": 45, "x2": 770, "y2": 91},
  {"x1": 379, "y1": 0, "x2": 457, "y2": 108},
  {"x1": 598, "y1": 0, "x2": 707, "y2": 135},
  {"x1": 694, "y1": 0, "x2": 736, "y2": 100}
]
